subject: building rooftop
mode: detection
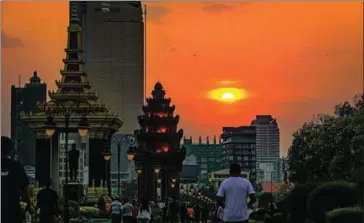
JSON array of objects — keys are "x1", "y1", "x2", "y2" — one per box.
[{"x1": 261, "y1": 182, "x2": 281, "y2": 193}]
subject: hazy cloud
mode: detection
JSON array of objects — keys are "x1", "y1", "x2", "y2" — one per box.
[
  {"x1": 2, "y1": 31, "x2": 24, "y2": 48},
  {"x1": 147, "y1": 5, "x2": 170, "y2": 24},
  {"x1": 294, "y1": 48, "x2": 358, "y2": 58},
  {"x1": 201, "y1": 3, "x2": 237, "y2": 13},
  {"x1": 167, "y1": 46, "x2": 178, "y2": 53}
]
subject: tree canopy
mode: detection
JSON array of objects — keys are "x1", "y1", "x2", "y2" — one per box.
[{"x1": 287, "y1": 94, "x2": 364, "y2": 183}]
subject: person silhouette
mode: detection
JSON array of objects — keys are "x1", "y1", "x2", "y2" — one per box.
[{"x1": 68, "y1": 144, "x2": 80, "y2": 181}]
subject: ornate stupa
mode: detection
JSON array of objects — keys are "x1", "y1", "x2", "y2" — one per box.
[
  {"x1": 134, "y1": 82, "x2": 186, "y2": 201},
  {"x1": 21, "y1": 3, "x2": 122, "y2": 138},
  {"x1": 21, "y1": 2, "x2": 122, "y2": 187}
]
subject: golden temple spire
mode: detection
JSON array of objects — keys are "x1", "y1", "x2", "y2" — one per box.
[{"x1": 49, "y1": 2, "x2": 100, "y2": 106}]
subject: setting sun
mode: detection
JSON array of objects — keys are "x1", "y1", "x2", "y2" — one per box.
[
  {"x1": 207, "y1": 88, "x2": 248, "y2": 103},
  {"x1": 221, "y1": 92, "x2": 235, "y2": 99}
]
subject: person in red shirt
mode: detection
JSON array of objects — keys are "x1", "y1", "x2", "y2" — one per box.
[{"x1": 132, "y1": 200, "x2": 139, "y2": 223}]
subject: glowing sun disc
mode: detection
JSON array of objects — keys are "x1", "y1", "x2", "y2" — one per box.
[
  {"x1": 207, "y1": 88, "x2": 247, "y2": 103},
  {"x1": 221, "y1": 92, "x2": 235, "y2": 99}
]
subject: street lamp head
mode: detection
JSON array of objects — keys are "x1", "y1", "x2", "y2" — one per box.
[
  {"x1": 171, "y1": 177, "x2": 177, "y2": 183},
  {"x1": 102, "y1": 151, "x2": 112, "y2": 161},
  {"x1": 127, "y1": 149, "x2": 135, "y2": 161},
  {"x1": 78, "y1": 116, "x2": 89, "y2": 137},
  {"x1": 171, "y1": 183, "x2": 175, "y2": 188},
  {"x1": 136, "y1": 169, "x2": 143, "y2": 174},
  {"x1": 44, "y1": 116, "x2": 56, "y2": 137},
  {"x1": 154, "y1": 168, "x2": 160, "y2": 174},
  {"x1": 157, "y1": 178, "x2": 162, "y2": 183}
]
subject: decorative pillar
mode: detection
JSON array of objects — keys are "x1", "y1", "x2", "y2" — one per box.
[
  {"x1": 89, "y1": 138, "x2": 106, "y2": 187},
  {"x1": 35, "y1": 138, "x2": 51, "y2": 187},
  {"x1": 51, "y1": 134, "x2": 60, "y2": 193},
  {"x1": 161, "y1": 171, "x2": 168, "y2": 200},
  {"x1": 145, "y1": 167, "x2": 156, "y2": 201}
]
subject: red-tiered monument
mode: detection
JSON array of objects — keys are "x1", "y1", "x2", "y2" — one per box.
[{"x1": 134, "y1": 82, "x2": 186, "y2": 201}]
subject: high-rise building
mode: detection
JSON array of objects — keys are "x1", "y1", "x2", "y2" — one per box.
[
  {"x1": 183, "y1": 136, "x2": 223, "y2": 176},
  {"x1": 72, "y1": 1, "x2": 144, "y2": 134},
  {"x1": 11, "y1": 72, "x2": 47, "y2": 165},
  {"x1": 251, "y1": 115, "x2": 280, "y2": 183},
  {"x1": 221, "y1": 126, "x2": 257, "y2": 187},
  {"x1": 181, "y1": 155, "x2": 200, "y2": 184}
]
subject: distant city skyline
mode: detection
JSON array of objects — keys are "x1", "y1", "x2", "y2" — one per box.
[{"x1": 2, "y1": 2, "x2": 363, "y2": 156}]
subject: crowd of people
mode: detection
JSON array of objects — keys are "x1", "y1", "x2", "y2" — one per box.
[{"x1": 2, "y1": 135, "x2": 257, "y2": 223}]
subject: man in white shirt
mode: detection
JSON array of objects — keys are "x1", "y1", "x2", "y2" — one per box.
[
  {"x1": 216, "y1": 163, "x2": 257, "y2": 223},
  {"x1": 110, "y1": 197, "x2": 123, "y2": 223},
  {"x1": 122, "y1": 198, "x2": 134, "y2": 223}
]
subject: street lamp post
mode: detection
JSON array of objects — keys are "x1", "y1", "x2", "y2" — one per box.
[
  {"x1": 102, "y1": 150, "x2": 112, "y2": 194},
  {"x1": 111, "y1": 135, "x2": 136, "y2": 196},
  {"x1": 43, "y1": 101, "x2": 91, "y2": 223}
]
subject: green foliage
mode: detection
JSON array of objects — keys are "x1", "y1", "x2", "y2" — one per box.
[
  {"x1": 288, "y1": 94, "x2": 364, "y2": 183},
  {"x1": 326, "y1": 206, "x2": 363, "y2": 223},
  {"x1": 275, "y1": 183, "x2": 293, "y2": 202},
  {"x1": 286, "y1": 183, "x2": 319, "y2": 223},
  {"x1": 357, "y1": 166, "x2": 364, "y2": 206},
  {"x1": 79, "y1": 206, "x2": 100, "y2": 218},
  {"x1": 307, "y1": 181, "x2": 358, "y2": 223},
  {"x1": 58, "y1": 199, "x2": 80, "y2": 218}
]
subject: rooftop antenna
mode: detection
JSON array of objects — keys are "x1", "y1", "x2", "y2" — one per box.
[
  {"x1": 144, "y1": 4, "x2": 147, "y2": 104},
  {"x1": 18, "y1": 75, "x2": 21, "y2": 87}
]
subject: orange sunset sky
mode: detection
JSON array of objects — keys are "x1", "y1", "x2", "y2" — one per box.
[{"x1": 1, "y1": 2, "x2": 363, "y2": 156}]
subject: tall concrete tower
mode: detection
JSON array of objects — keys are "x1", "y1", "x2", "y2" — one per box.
[
  {"x1": 251, "y1": 115, "x2": 280, "y2": 183},
  {"x1": 74, "y1": 1, "x2": 144, "y2": 134}
]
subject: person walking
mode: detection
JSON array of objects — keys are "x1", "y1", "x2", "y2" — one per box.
[
  {"x1": 110, "y1": 197, "x2": 123, "y2": 223},
  {"x1": 132, "y1": 200, "x2": 139, "y2": 223},
  {"x1": 201, "y1": 204, "x2": 209, "y2": 223},
  {"x1": 36, "y1": 178, "x2": 59, "y2": 223},
  {"x1": 194, "y1": 203, "x2": 201, "y2": 223},
  {"x1": 1, "y1": 136, "x2": 32, "y2": 223},
  {"x1": 186, "y1": 205, "x2": 195, "y2": 223},
  {"x1": 123, "y1": 198, "x2": 134, "y2": 223},
  {"x1": 180, "y1": 201, "x2": 187, "y2": 223},
  {"x1": 216, "y1": 163, "x2": 257, "y2": 223},
  {"x1": 216, "y1": 201, "x2": 224, "y2": 223},
  {"x1": 169, "y1": 199, "x2": 179, "y2": 223},
  {"x1": 137, "y1": 198, "x2": 151, "y2": 223}
]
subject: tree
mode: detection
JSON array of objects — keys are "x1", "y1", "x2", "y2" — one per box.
[
  {"x1": 288, "y1": 94, "x2": 364, "y2": 183},
  {"x1": 275, "y1": 183, "x2": 294, "y2": 202}
]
